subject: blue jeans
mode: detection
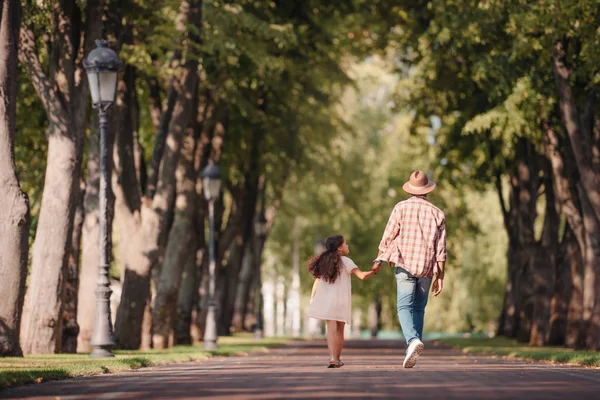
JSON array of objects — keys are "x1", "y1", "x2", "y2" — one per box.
[{"x1": 395, "y1": 266, "x2": 432, "y2": 346}]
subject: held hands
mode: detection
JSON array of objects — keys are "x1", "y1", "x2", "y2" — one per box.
[{"x1": 371, "y1": 262, "x2": 382, "y2": 274}]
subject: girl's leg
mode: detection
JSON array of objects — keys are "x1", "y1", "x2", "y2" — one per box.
[
  {"x1": 335, "y1": 321, "x2": 345, "y2": 360},
  {"x1": 326, "y1": 320, "x2": 337, "y2": 360}
]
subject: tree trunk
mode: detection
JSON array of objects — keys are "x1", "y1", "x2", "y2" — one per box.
[
  {"x1": 115, "y1": 0, "x2": 202, "y2": 349},
  {"x1": 151, "y1": 86, "x2": 200, "y2": 349},
  {"x1": 0, "y1": 0, "x2": 30, "y2": 357},
  {"x1": 232, "y1": 245, "x2": 254, "y2": 332},
  {"x1": 548, "y1": 226, "x2": 576, "y2": 346},
  {"x1": 542, "y1": 119, "x2": 587, "y2": 347},
  {"x1": 62, "y1": 179, "x2": 84, "y2": 353},
  {"x1": 175, "y1": 249, "x2": 204, "y2": 344},
  {"x1": 110, "y1": 62, "x2": 148, "y2": 350},
  {"x1": 19, "y1": 0, "x2": 101, "y2": 355},
  {"x1": 218, "y1": 241, "x2": 245, "y2": 336},
  {"x1": 552, "y1": 40, "x2": 600, "y2": 224},
  {"x1": 578, "y1": 187, "x2": 600, "y2": 349},
  {"x1": 192, "y1": 256, "x2": 209, "y2": 342},
  {"x1": 566, "y1": 229, "x2": 585, "y2": 348},
  {"x1": 498, "y1": 143, "x2": 540, "y2": 340},
  {"x1": 529, "y1": 159, "x2": 559, "y2": 346}
]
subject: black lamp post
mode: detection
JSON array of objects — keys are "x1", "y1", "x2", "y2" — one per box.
[
  {"x1": 83, "y1": 40, "x2": 121, "y2": 358},
  {"x1": 202, "y1": 160, "x2": 222, "y2": 350},
  {"x1": 253, "y1": 211, "x2": 267, "y2": 339}
]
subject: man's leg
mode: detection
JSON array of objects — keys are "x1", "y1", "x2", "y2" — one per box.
[
  {"x1": 413, "y1": 276, "x2": 433, "y2": 340},
  {"x1": 395, "y1": 267, "x2": 418, "y2": 346}
]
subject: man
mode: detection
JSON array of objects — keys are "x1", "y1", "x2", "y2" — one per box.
[{"x1": 371, "y1": 170, "x2": 447, "y2": 368}]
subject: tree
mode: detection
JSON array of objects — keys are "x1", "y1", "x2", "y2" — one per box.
[
  {"x1": 0, "y1": 0, "x2": 30, "y2": 357},
  {"x1": 18, "y1": 0, "x2": 103, "y2": 354}
]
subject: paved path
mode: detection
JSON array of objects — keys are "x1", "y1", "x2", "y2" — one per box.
[{"x1": 2, "y1": 340, "x2": 600, "y2": 399}]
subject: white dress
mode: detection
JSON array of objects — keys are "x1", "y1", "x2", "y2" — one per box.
[{"x1": 306, "y1": 256, "x2": 357, "y2": 325}]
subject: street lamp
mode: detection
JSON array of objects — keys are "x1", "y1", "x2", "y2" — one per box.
[
  {"x1": 202, "y1": 160, "x2": 222, "y2": 350},
  {"x1": 83, "y1": 39, "x2": 121, "y2": 358},
  {"x1": 254, "y1": 211, "x2": 267, "y2": 339}
]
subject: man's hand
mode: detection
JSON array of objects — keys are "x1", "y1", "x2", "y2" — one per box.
[
  {"x1": 432, "y1": 277, "x2": 443, "y2": 297},
  {"x1": 371, "y1": 262, "x2": 381, "y2": 274}
]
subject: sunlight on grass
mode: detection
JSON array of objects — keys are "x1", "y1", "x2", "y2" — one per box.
[
  {"x1": 0, "y1": 336, "x2": 289, "y2": 389},
  {"x1": 439, "y1": 337, "x2": 600, "y2": 367}
]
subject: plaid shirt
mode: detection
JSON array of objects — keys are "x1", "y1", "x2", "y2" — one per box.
[{"x1": 377, "y1": 195, "x2": 447, "y2": 277}]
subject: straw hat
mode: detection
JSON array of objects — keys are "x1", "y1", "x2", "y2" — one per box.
[{"x1": 402, "y1": 170, "x2": 436, "y2": 195}]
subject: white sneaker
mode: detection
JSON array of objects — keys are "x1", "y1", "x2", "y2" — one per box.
[{"x1": 403, "y1": 339, "x2": 424, "y2": 368}]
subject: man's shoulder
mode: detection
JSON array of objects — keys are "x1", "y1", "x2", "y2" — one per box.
[{"x1": 401, "y1": 197, "x2": 445, "y2": 217}]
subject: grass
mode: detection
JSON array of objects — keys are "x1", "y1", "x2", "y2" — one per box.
[
  {"x1": 439, "y1": 336, "x2": 600, "y2": 367},
  {"x1": 0, "y1": 335, "x2": 290, "y2": 389}
]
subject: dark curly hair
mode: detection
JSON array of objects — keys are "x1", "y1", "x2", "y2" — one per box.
[{"x1": 307, "y1": 235, "x2": 345, "y2": 284}]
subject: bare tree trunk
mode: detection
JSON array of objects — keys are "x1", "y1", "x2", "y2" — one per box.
[
  {"x1": 115, "y1": 0, "x2": 202, "y2": 349},
  {"x1": 175, "y1": 249, "x2": 204, "y2": 344},
  {"x1": 529, "y1": 160, "x2": 559, "y2": 346},
  {"x1": 218, "y1": 241, "x2": 245, "y2": 335},
  {"x1": 152, "y1": 87, "x2": 200, "y2": 349},
  {"x1": 548, "y1": 226, "x2": 576, "y2": 345},
  {"x1": 566, "y1": 232, "x2": 585, "y2": 348},
  {"x1": 542, "y1": 119, "x2": 588, "y2": 347},
  {"x1": 62, "y1": 179, "x2": 84, "y2": 353},
  {"x1": 19, "y1": 73, "x2": 78, "y2": 354},
  {"x1": 578, "y1": 187, "x2": 600, "y2": 349},
  {"x1": 232, "y1": 246, "x2": 254, "y2": 331},
  {"x1": 498, "y1": 140, "x2": 540, "y2": 340},
  {"x1": 0, "y1": 0, "x2": 30, "y2": 357},
  {"x1": 192, "y1": 256, "x2": 209, "y2": 343}
]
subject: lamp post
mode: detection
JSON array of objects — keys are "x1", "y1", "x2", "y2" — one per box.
[
  {"x1": 254, "y1": 211, "x2": 268, "y2": 339},
  {"x1": 83, "y1": 40, "x2": 121, "y2": 358},
  {"x1": 202, "y1": 160, "x2": 222, "y2": 350}
]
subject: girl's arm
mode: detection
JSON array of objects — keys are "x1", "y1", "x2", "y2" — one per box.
[
  {"x1": 351, "y1": 268, "x2": 376, "y2": 281},
  {"x1": 310, "y1": 278, "x2": 320, "y2": 301}
]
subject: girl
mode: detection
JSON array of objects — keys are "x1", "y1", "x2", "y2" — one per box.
[{"x1": 306, "y1": 235, "x2": 377, "y2": 368}]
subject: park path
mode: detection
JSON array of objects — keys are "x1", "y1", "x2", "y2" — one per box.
[{"x1": 2, "y1": 339, "x2": 600, "y2": 399}]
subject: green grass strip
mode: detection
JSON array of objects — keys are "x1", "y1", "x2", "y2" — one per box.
[
  {"x1": 0, "y1": 335, "x2": 289, "y2": 389},
  {"x1": 439, "y1": 337, "x2": 600, "y2": 367}
]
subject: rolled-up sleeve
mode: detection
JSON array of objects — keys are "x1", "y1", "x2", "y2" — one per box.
[
  {"x1": 436, "y1": 218, "x2": 447, "y2": 262},
  {"x1": 378, "y1": 206, "x2": 401, "y2": 253}
]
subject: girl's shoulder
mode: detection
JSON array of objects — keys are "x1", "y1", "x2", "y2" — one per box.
[{"x1": 341, "y1": 256, "x2": 358, "y2": 273}]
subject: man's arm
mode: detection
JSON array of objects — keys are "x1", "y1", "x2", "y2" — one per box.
[
  {"x1": 432, "y1": 261, "x2": 445, "y2": 296},
  {"x1": 432, "y1": 218, "x2": 447, "y2": 297},
  {"x1": 373, "y1": 206, "x2": 400, "y2": 271}
]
